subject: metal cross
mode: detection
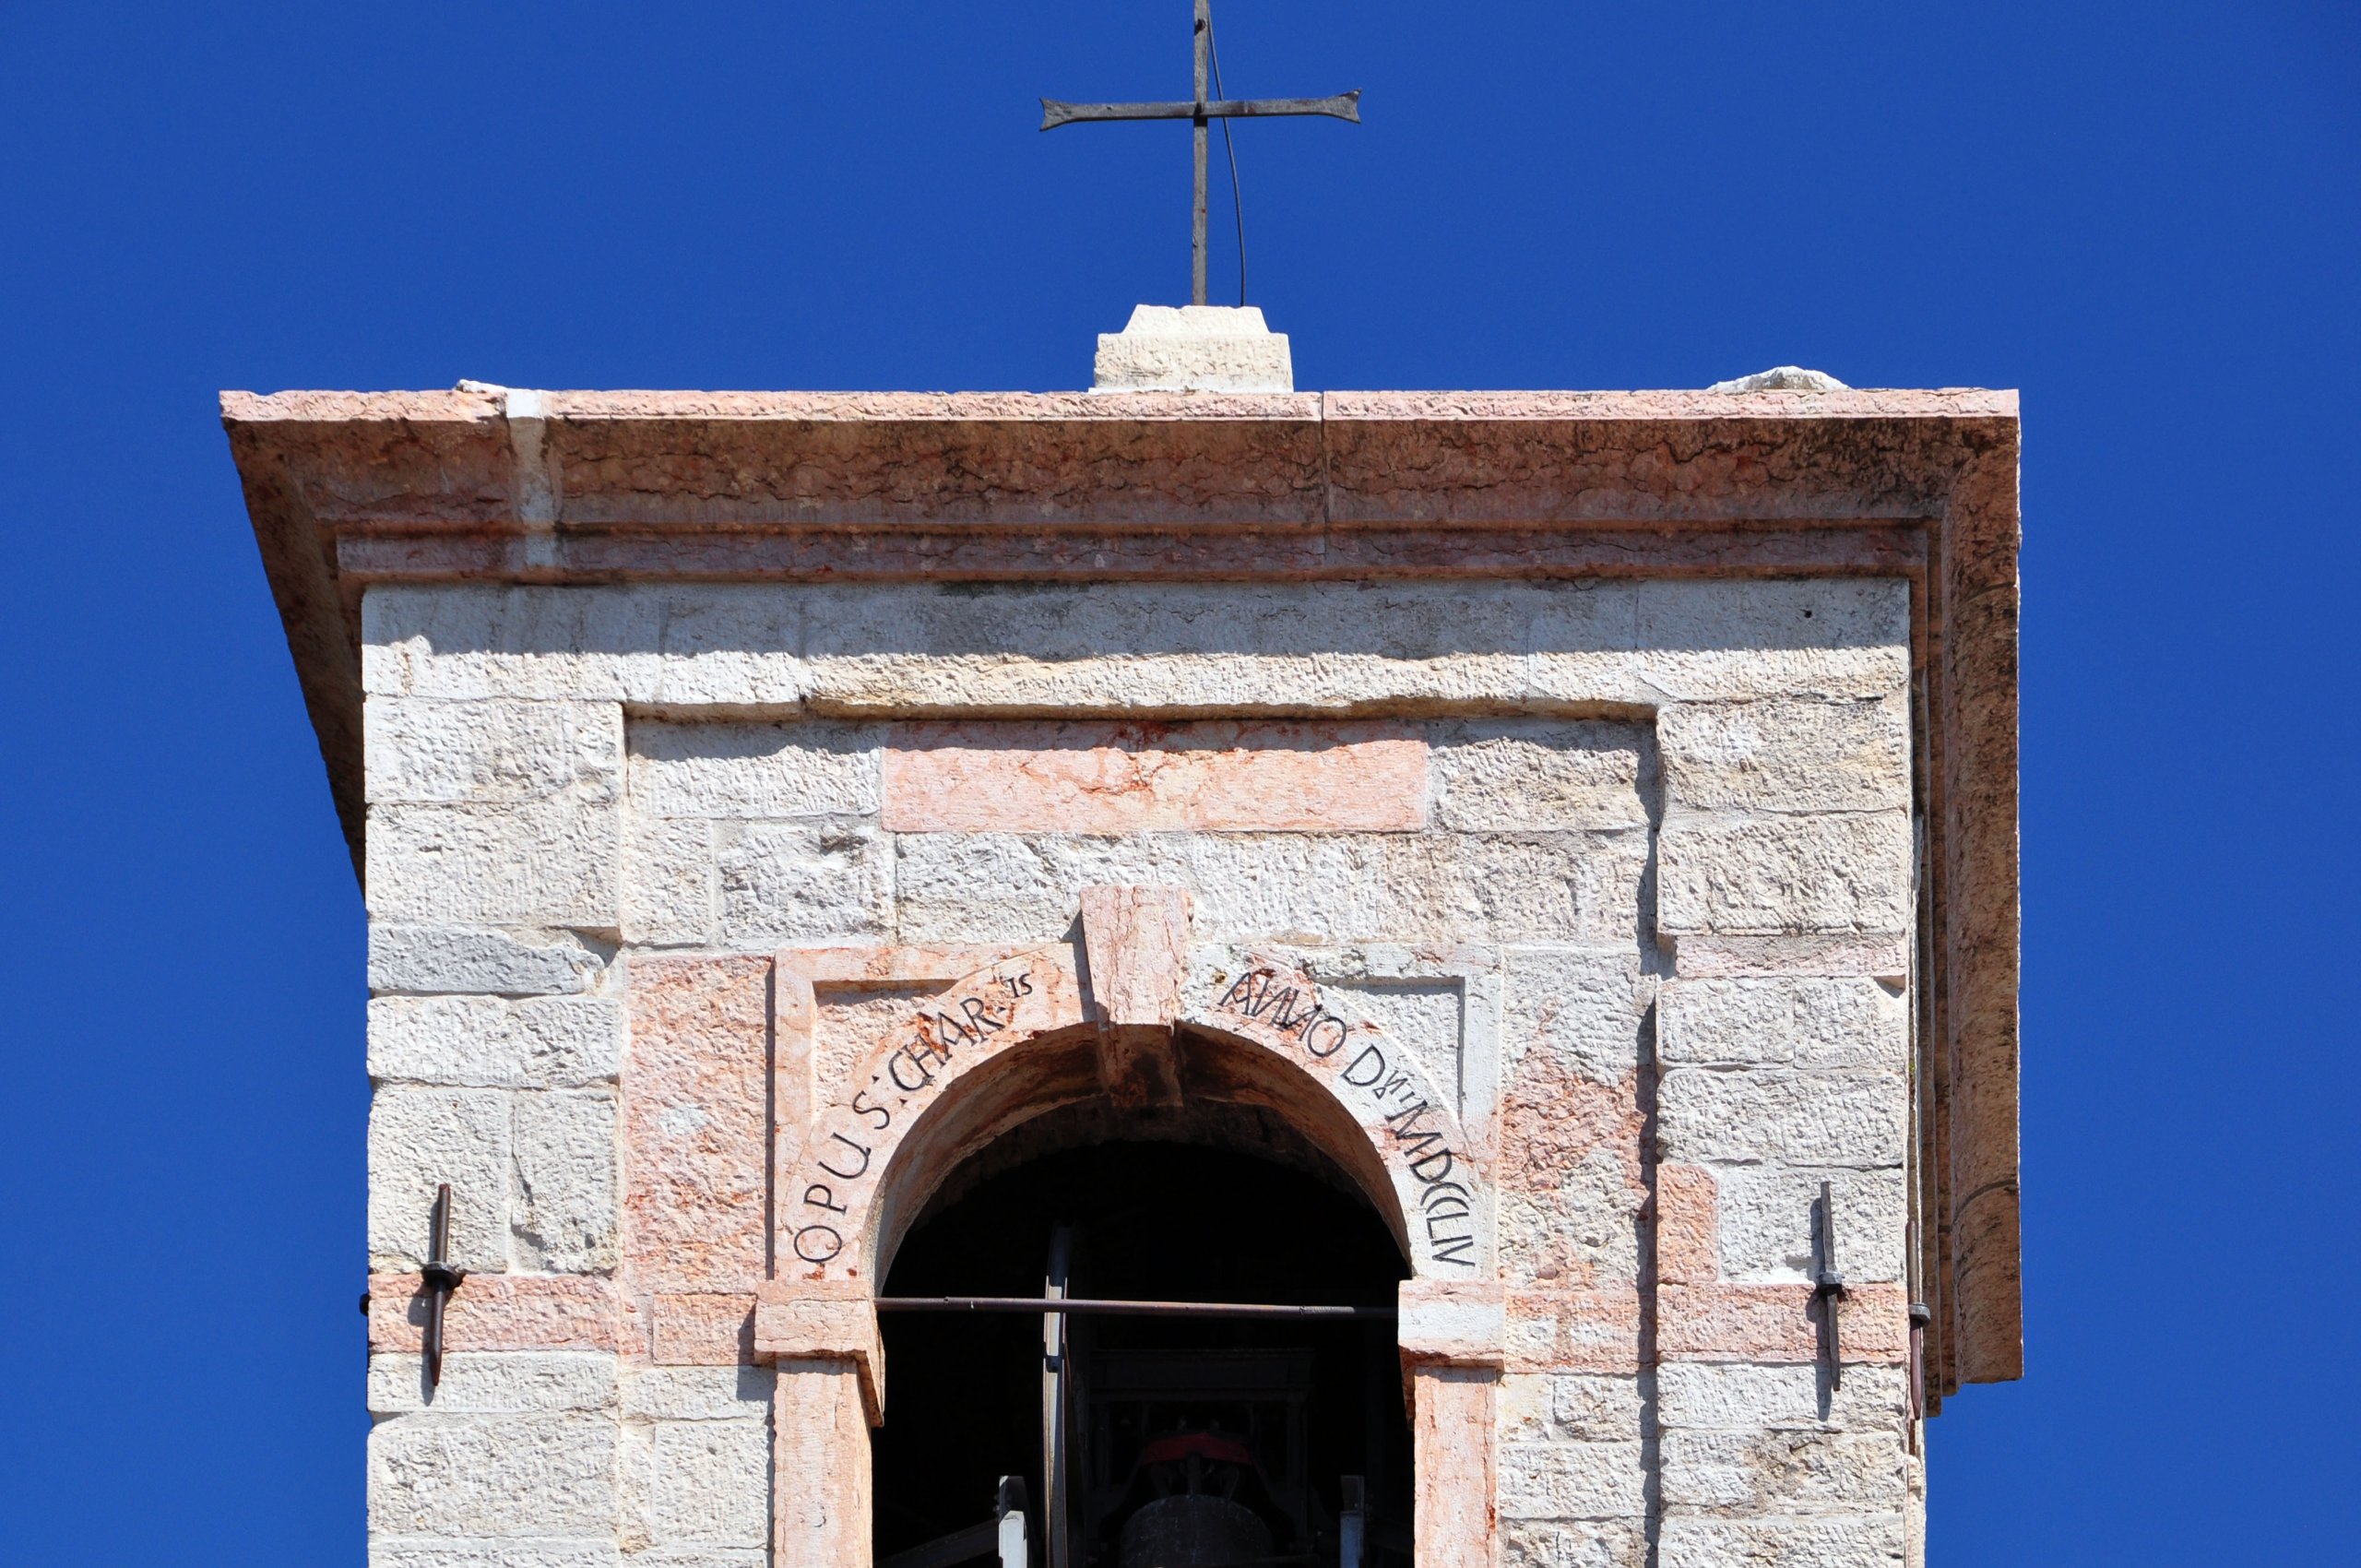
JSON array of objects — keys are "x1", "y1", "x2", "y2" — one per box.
[
  {"x1": 421, "y1": 1182, "x2": 469, "y2": 1391},
  {"x1": 1040, "y1": 0, "x2": 1360, "y2": 305}
]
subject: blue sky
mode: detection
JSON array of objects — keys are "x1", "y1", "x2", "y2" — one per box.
[{"x1": 1, "y1": 3, "x2": 2355, "y2": 1562}]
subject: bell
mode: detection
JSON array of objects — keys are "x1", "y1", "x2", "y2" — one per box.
[{"x1": 1117, "y1": 1493, "x2": 1275, "y2": 1568}]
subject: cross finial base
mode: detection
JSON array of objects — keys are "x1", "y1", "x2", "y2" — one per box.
[{"x1": 1090, "y1": 305, "x2": 1294, "y2": 394}]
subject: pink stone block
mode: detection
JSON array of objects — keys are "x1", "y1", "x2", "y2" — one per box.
[
  {"x1": 1657, "y1": 1165, "x2": 1720, "y2": 1285},
  {"x1": 881, "y1": 720, "x2": 1428, "y2": 833},
  {"x1": 650, "y1": 1291, "x2": 757, "y2": 1365},
  {"x1": 368, "y1": 1273, "x2": 621, "y2": 1353},
  {"x1": 1658, "y1": 1283, "x2": 1908, "y2": 1361},
  {"x1": 626, "y1": 956, "x2": 770, "y2": 1293},
  {"x1": 1504, "y1": 1289, "x2": 1644, "y2": 1373}
]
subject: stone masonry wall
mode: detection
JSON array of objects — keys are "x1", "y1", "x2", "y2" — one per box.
[{"x1": 362, "y1": 577, "x2": 1919, "y2": 1568}]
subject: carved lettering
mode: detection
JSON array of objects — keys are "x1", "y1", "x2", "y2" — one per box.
[
  {"x1": 1301, "y1": 1016, "x2": 1348, "y2": 1058},
  {"x1": 803, "y1": 1182, "x2": 848, "y2": 1215},
  {"x1": 850, "y1": 1088, "x2": 892, "y2": 1130},
  {"x1": 816, "y1": 1131, "x2": 872, "y2": 1181},
  {"x1": 793, "y1": 1223, "x2": 844, "y2": 1264},
  {"x1": 1342, "y1": 1044, "x2": 1388, "y2": 1087}
]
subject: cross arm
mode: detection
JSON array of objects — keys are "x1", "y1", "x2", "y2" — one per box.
[{"x1": 1039, "y1": 89, "x2": 1359, "y2": 131}]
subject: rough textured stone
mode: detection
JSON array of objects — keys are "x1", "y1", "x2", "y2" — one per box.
[
  {"x1": 371, "y1": 1540, "x2": 621, "y2": 1568},
  {"x1": 1658, "y1": 1071, "x2": 1905, "y2": 1169},
  {"x1": 625, "y1": 959, "x2": 768, "y2": 1291},
  {"x1": 368, "y1": 1352, "x2": 617, "y2": 1415},
  {"x1": 649, "y1": 1293, "x2": 756, "y2": 1366},
  {"x1": 1657, "y1": 1284, "x2": 1908, "y2": 1362},
  {"x1": 884, "y1": 719, "x2": 1428, "y2": 833},
  {"x1": 370, "y1": 925, "x2": 605, "y2": 997},
  {"x1": 1658, "y1": 979, "x2": 1905, "y2": 1070},
  {"x1": 1498, "y1": 1373, "x2": 1646, "y2": 1443},
  {"x1": 716, "y1": 823, "x2": 893, "y2": 943},
  {"x1": 511, "y1": 1090, "x2": 619, "y2": 1272},
  {"x1": 370, "y1": 1274, "x2": 623, "y2": 1355},
  {"x1": 623, "y1": 814, "x2": 718, "y2": 946},
  {"x1": 368, "y1": 697, "x2": 622, "y2": 806},
  {"x1": 1499, "y1": 1441, "x2": 1649, "y2": 1519},
  {"x1": 1502, "y1": 949, "x2": 1650, "y2": 1085},
  {"x1": 623, "y1": 1366, "x2": 775, "y2": 1421},
  {"x1": 1714, "y1": 1168, "x2": 1909, "y2": 1284},
  {"x1": 1661, "y1": 1429, "x2": 1907, "y2": 1511},
  {"x1": 1657, "y1": 697, "x2": 1908, "y2": 814},
  {"x1": 1092, "y1": 304, "x2": 1293, "y2": 393},
  {"x1": 370, "y1": 1087, "x2": 511, "y2": 1271},
  {"x1": 370, "y1": 996, "x2": 623, "y2": 1087},
  {"x1": 1657, "y1": 1516, "x2": 1905, "y2": 1568},
  {"x1": 630, "y1": 721, "x2": 883, "y2": 819},
  {"x1": 1658, "y1": 812, "x2": 1913, "y2": 937},
  {"x1": 1657, "y1": 1165, "x2": 1720, "y2": 1286},
  {"x1": 1632, "y1": 581, "x2": 1911, "y2": 703},
  {"x1": 1430, "y1": 721, "x2": 1652, "y2": 832},
  {"x1": 1500, "y1": 1519, "x2": 1647, "y2": 1568},
  {"x1": 369, "y1": 797, "x2": 622, "y2": 928},
  {"x1": 622, "y1": 1419, "x2": 769, "y2": 1550},
  {"x1": 1657, "y1": 1362, "x2": 1906, "y2": 1433},
  {"x1": 367, "y1": 1413, "x2": 617, "y2": 1537}
]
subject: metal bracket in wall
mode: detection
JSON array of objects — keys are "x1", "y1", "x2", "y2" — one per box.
[
  {"x1": 1813, "y1": 1181, "x2": 1847, "y2": 1390},
  {"x1": 421, "y1": 1182, "x2": 469, "y2": 1391}
]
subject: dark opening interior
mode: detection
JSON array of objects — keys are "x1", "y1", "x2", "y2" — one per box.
[{"x1": 873, "y1": 1136, "x2": 1413, "y2": 1568}]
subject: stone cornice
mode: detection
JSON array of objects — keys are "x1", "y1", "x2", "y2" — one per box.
[{"x1": 221, "y1": 386, "x2": 2020, "y2": 1395}]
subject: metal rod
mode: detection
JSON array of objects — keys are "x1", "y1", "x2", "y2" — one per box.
[
  {"x1": 879, "y1": 1295, "x2": 1397, "y2": 1320},
  {"x1": 1040, "y1": 94, "x2": 1361, "y2": 130},
  {"x1": 1812, "y1": 1180, "x2": 1846, "y2": 1391},
  {"x1": 1192, "y1": 0, "x2": 1210, "y2": 306},
  {"x1": 421, "y1": 1182, "x2": 469, "y2": 1392}
]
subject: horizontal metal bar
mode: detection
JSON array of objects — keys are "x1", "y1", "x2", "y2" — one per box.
[
  {"x1": 876, "y1": 1295, "x2": 1396, "y2": 1320},
  {"x1": 1041, "y1": 91, "x2": 1360, "y2": 131}
]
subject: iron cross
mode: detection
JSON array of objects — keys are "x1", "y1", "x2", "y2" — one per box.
[{"x1": 1041, "y1": 1, "x2": 1360, "y2": 305}]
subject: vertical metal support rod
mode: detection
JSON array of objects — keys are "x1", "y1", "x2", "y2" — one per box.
[
  {"x1": 1191, "y1": 0, "x2": 1211, "y2": 304},
  {"x1": 1041, "y1": 1223, "x2": 1075, "y2": 1568},
  {"x1": 421, "y1": 1182, "x2": 469, "y2": 1392},
  {"x1": 1812, "y1": 1181, "x2": 1846, "y2": 1391}
]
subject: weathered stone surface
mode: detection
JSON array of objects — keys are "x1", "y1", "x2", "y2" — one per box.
[
  {"x1": 649, "y1": 1293, "x2": 756, "y2": 1366},
  {"x1": 622, "y1": 1366, "x2": 775, "y2": 1421},
  {"x1": 1657, "y1": 1164, "x2": 1720, "y2": 1285},
  {"x1": 895, "y1": 830, "x2": 1644, "y2": 947},
  {"x1": 1661, "y1": 1428, "x2": 1907, "y2": 1511},
  {"x1": 623, "y1": 814, "x2": 718, "y2": 946},
  {"x1": 1503, "y1": 1290, "x2": 1643, "y2": 1374},
  {"x1": 368, "y1": 697, "x2": 622, "y2": 806},
  {"x1": 370, "y1": 1087, "x2": 511, "y2": 1270},
  {"x1": 630, "y1": 721, "x2": 883, "y2": 819},
  {"x1": 884, "y1": 719, "x2": 1428, "y2": 833},
  {"x1": 1411, "y1": 1365, "x2": 1498, "y2": 1568},
  {"x1": 1657, "y1": 1284, "x2": 1908, "y2": 1362},
  {"x1": 370, "y1": 996, "x2": 623, "y2": 1087},
  {"x1": 1498, "y1": 1441, "x2": 1649, "y2": 1519},
  {"x1": 624, "y1": 959, "x2": 768, "y2": 1291},
  {"x1": 1713, "y1": 1167, "x2": 1908, "y2": 1284},
  {"x1": 1498, "y1": 1373, "x2": 1645, "y2": 1443},
  {"x1": 367, "y1": 1413, "x2": 617, "y2": 1536},
  {"x1": 368, "y1": 1352, "x2": 617, "y2": 1415},
  {"x1": 1632, "y1": 580, "x2": 1911, "y2": 703},
  {"x1": 512, "y1": 1090, "x2": 619, "y2": 1272},
  {"x1": 1430, "y1": 721, "x2": 1652, "y2": 832},
  {"x1": 1502, "y1": 949, "x2": 1650, "y2": 1085},
  {"x1": 370, "y1": 925, "x2": 606, "y2": 997},
  {"x1": 1092, "y1": 304, "x2": 1293, "y2": 394},
  {"x1": 370, "y1": 1539, "x2": 620, "y2": 1568},
  {"x1": 370, "y1": 1274, "x2": 623, "y2": 1355},
  {"x1": 1500, "y1": 1519, "x2": 1647, "y2": 1568},
  {"x1": 1658, "y1": 1071, "x2": 1905, "y2": 1169},
  {"x1": 1658, "y1": 979, "x2": 1905, "y2": 1070},
  {"x1": 622, "y1": 1419, "x2": 769, "y2": 1550},
  {"x1": 369, "y1": 797, "x2": 622, "y2": 928},
  {"x1": 1657, "y1": 1362, "x2": 1906, "y2": 1433},
  {"x1": 1657, "y1": 697, "x2": 1908, "y2": 814},
  {"x1": 1656, "y1": 1515, "x2": 1905, "y2": 1568},
  {"x1": 715, "y1": 823, "x2": 893, "y2": 943},
  {"x1": 1658, "y1": 812, "x2": 1912, "y2": 937}
]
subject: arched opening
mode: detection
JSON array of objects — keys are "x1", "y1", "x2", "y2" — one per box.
[{"x1": 872, "y1": 1111, "x2": 1414, "y2": 1568}]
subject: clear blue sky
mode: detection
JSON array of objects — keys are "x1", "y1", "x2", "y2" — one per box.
[{"x1": 2, "y1": 3, "x2": 2354, "y2": 1562}]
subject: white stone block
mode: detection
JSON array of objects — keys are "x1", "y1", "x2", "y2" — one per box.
[
  {"x1": 367, "y1": 697, "x2": 622, "y2": 806},
  {"x1": 1657, "y1": 1362, "x2": 1906, "y2": 1433},
  {"x1": 1631, "y1": 580, "x2": 1911, "y2": 702},
  {"x1": 511, "y1": 1090, "x2": 619, "y2": 1272},
  {"x1": 622, "y1": 1366, "x2": 775, "y2": 1422},
  {"x1": 629, "y1": 721, "x2": 882, "y2": 818},
  {"x1": 370, "y1": 1087, "x2": 511, "y2": 1271},
  {"x1": 716, "y1": 823, "x2": 895, "y2": 942},
  {"x1": 1714, "y1": 1166, "x2": 1909, "y2": 1283},
  {"x1": 1502, "y1": 948, "x2": 1650, "y2": 1083},
  {"x1": 369, "y1": 798, "x2": 623, "y2": 929},
  {"x1": 368, "y1": 1353, "x2": 618, "y2": 1415},
  {"x1": 370, "y1": 996, "x2": 623, "y2": 1087},
  {"x1": 624, "y1": 1552, "x2": 768, "y2": 1568},
  {"x1": 1657, "y1": 812, "x2": 1913, "y2": 937},
  {"x1": 1500, "y1": 1519, "x2": 1647, "y2": 1568},
  {"x1": 1660, "y1": 1430, "x2": 1907, "y2": 1512},
  {"x1": 1657, "y1": 1070, "x2": 1905, "y2": 1170},
  {"x1": 1657, "y1": 1516, "x2": 1905, "y2": 1568},
  {"x1": 1500, "y1": 1373, "x2": 1645, "y2": 1443},
  {"x1": 371, "y1": 1539, "x2": 621, "y2": 1568},
  {"x1": 623, "y1": 814, "x2": 718, "y2": 946},
  {"x1": 1498, "y1": 1155, "x2": 1643, "y2": 1289},
  {"x1": 1092, "y1": 304, "x2": 1293, "y2": 393},
  {"x1": 623, "y1": 1420, "x2": 769, "y2": 1549},
  {"x1": 1498, "y1": 1441, "x2": 1649, "y2": 1520},
  {"x1": 369, "y1": 926, "x2": 606, "y2": 997},
  {"x1": 1657, "y1": 696, "x2": 1908, "y2": 814},
  {"x1": 1430, "y1": 720, "x2": 1654, "y2": 832},
  {"x1": 367, "y1": 1413, "x2": 618, "y2": 1537},
  {"x1": 1658, "y1": 978, "x2": 1906, "y2": 1071}
]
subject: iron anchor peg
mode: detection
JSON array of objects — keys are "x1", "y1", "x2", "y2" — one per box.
[
  {"x1": 421, "y1": 1182, "x2": 469, "y2": 1391},
  {"x1": 1812, "y1": 1180, "x2": 1847, "y2": 1391}
]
